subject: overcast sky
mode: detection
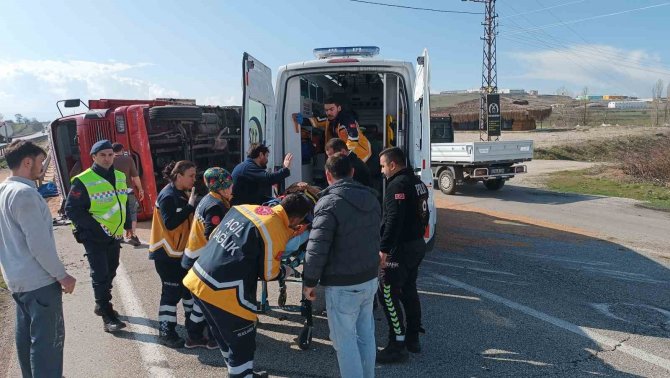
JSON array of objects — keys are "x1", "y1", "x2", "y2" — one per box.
[{"x1": 1, "y1": 0, "x2": 669, "y2": 120}]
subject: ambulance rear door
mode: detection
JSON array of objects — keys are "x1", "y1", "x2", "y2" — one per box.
[
  {"x1": 413, "y1": 48, "x2": 436, "y2": 247},
  {"x1": 242, "y1": 53, "x2": 276, "y2": 168}
]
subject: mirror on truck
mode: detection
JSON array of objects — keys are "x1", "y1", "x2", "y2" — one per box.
[
  {"x1": 56, "y1": 98, "x2": 89, "y2": 117},
  {"x1": 64, "y1": 99, "x2": 82, "y2": 108}
]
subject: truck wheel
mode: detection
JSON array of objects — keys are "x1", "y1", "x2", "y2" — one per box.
[
  {"x1": 150, "y1": 106, "x2": 203, "y2": 121},
  {"x1": 484, "y1": 178, "x2": 505, "y2": 191},
  {"x1": 438, "y1": 169, "x2": 456, "y2": 195}
]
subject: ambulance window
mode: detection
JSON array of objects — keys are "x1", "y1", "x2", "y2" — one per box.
[
  {"x1": 300, "y1": 79, "x2": 309, "y2": 97},
  {"x1": 248, "y1": 99, "x2": 266, "y2": 145}
]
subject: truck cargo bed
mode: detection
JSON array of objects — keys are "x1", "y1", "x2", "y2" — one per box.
[{"x1": 431, "y1": 140, "x2": 534, "y2": 164}]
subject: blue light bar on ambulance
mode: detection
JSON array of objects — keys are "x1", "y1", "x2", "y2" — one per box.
[{"x1": 313, "y1": 46, "x2": 380, "y2": 59}]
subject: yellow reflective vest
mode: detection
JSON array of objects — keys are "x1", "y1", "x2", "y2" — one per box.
[{"x1": 72, "y1": 168, "x2": 128, "y2": 238}]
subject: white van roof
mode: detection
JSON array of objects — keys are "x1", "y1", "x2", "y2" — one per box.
[{"x1": 279, "y1": 57, "x2": 414, "y2": 74}]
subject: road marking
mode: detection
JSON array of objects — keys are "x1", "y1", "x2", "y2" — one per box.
[
  {"x1": 425, "y1": 259, "x2": 517, "y2": 276},
  {"x1": 477, "y1": 276, "x2": 531, "y2": 286},
  {"x1": 444, "y1": 257, "x2": 489, "y2": 265},
  {"x1": 432, "y1": 273, "x2": 670, "y2": 372},
  {"x1": 116, "y1": 263, "x2": 175, "y2": 378},
  {"x1": 417, "y1": 290, "x2": 481, "y2": 301},
  {"x1": 577, "y1": 267, "x2": 666, "y2": 284},
  {"x1": 517, "y1": 253, "x2": 610, "y2": 266}
]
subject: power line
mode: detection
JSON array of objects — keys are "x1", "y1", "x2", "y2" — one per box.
[
  {"x1": 503, "y1": 2, "x2": 670, "y2": 35},
  {"x1": 499, "y1": 3, "x2": 623, "y2": 91},
  {"x1": 499, "y1": 18, "x2": 670, "y2": 77},
  {"x1": 498, "y1": 0, "x2": 588, "y2": 20},
  {"x1": 348, "y1": 0, "x2": 483, "y2": 15}
]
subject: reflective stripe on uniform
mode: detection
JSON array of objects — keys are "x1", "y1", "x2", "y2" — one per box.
[
  {"x1": 236, "y1": 206, "x2": 274, "y2": 280},
  {"x1": 193, "y1": 262, "x2": 258, "y2": 312}
]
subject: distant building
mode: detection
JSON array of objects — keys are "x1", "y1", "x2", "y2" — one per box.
[
  {"x1": 575, "y1": 95, "x2": 604, "y2": 101},
  {"x1": 603, "y1": 95, "x2": 628, "y2": 100},
  {"x1": 529, "y1": 90, "x2": 539, "y2": 96},
  {"x1": 440, "y1": 90, "x2": 469, "y2": 94},
  {"x1": 499, "y1": 89, "x2": 526, "y2": 95},
  {"x1": 607, "y1": 101, "x2": 648, "y2": 109}
]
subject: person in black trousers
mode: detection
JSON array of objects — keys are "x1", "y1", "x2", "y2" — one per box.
[
  {"x1": 148, "y1": 160, "x2": 206, "y2": 348},
  {"x1": 376, "y1": 147, "x2": 430, "y2": 363}
]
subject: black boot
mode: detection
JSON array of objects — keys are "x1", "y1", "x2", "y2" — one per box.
[
  {"x1": 252, "y1": 371, "x2": 269, "y2": 378},
  {"x1": 405, "y1": 332, "x2": 421, "y2": 353},
  {"x1": 95, "y1": 303, "x2": 119, "y2": 317},
  {"x1": 376, "y1": 340, "x2": 409, "y2": 363},
  {"x1": 102, "y1": 312, "x2": 126, "y2": 333},
  {"x1": 158, "y1": 321, "x2": 184, "y2": 348}
]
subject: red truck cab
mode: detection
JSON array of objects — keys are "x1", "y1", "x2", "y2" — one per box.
[{"x1": 49, "y1": 99, "x2": 242, "y2": 220}]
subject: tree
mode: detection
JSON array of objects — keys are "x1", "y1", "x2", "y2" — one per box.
[
  {"x1": 14, "y1": 114, "x2": 23, "y2": 124},
  {"x1": 581, "y1": 86, "x2": 589, "y2": 126},
  {"x1": 652, "y1": 79, "x2": 664, "y2": 126}
]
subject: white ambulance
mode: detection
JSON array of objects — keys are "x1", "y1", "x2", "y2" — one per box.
[{"x1": 241, "y1": 46, "x2": 437, "y2": 250}]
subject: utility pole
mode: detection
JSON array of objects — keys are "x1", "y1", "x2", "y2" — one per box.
[{"x1": 464, "y1": 0, "x2": 498, "y2": 141}]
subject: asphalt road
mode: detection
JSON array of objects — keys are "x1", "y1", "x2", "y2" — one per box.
[{"x1": 2, "y1": 162, "x2": 669, "y2": 377}]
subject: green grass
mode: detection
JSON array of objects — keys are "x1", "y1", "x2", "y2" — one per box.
[
  {"x1": 546, "y1": 169, "x2": 670, "y2": 211},
  {"x1": 0, "y1": 275, "x2": 6, "y2": 290},
  {"x1": 535, "y1": 132, "x2": 670, "y2": 162}
]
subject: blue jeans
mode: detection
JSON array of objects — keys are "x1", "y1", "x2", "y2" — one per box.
[
  {"x1": 12, "y1": 282, "x2": 64, "y2": 378},
  {"x1": 325, "y1": 277, "x2": 378, "y2": 378}
]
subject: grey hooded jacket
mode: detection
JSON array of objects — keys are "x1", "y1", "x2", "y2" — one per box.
[{"x1": 303, "y1": 178, "x2": 381, "y2": 287}]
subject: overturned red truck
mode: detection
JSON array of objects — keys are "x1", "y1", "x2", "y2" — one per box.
[{"x1": 48, "y1": 98, "x2": 242, "y2": 220}]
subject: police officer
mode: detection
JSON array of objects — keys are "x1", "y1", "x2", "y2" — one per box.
[
  {"x1": 181, "y1": 167, "x2": 234, "y2": 350},
  {"x1": 65, "y1": 139, "x2": 129, "y2": 333},
  {"x1": 183, "y1": 193, "x2": 313, "y2": 378},
  {"x1": 376, "y1": 147, "x2": 429, "y2": 363}
]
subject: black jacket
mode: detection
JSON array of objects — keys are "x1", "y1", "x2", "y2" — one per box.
[
  {"x1": 380, "y1": 168, "x2": 429, "y2": 254},
  {"x1": 348, "y1": 152, "x2": 372, "y2": 188},
  {"x1": 303, "y1": 178, "x2": 381, "y2": 287},
  {"x1": 231, "y1": 158, "x2": 290, "y2": 206},
  {"x1": 65, "y1": 163, "x2": 131, "y2": 245}
]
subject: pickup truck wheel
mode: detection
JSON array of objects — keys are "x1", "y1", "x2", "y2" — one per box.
[
  {"x1": 484, "y1": 178, "x2": 505, "y2": 191},
  {"x1": 438, "y1": 169, "x2": 456, "y2": 195},
  {"x1": 150, "y1": 106, "x2": 203, "y2": 122}
]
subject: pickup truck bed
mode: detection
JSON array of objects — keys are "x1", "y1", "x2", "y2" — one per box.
[{"x1": 432, "y1": 140, "x2": 534, "y2": 164}]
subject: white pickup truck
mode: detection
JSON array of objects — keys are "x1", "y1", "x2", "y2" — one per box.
[{"x1": 430, "y1": 117, "x2": 533, "y2": 194}]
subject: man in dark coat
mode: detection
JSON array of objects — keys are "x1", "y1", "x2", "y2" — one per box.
[
  {"x1": 231, "y1": 143, "x2": 293, "y2": 206},
  {"x1": 303, "y1": 153, "x2": 381, "y2": 378}
]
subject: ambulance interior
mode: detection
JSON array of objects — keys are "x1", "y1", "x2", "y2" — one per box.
[{"x1": 284, "y1": 72, "x2": 409, "y2": 194}]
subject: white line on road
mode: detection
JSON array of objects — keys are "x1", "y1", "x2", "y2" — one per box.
[
  {"x1": 444, "y1": 257, "x2": 490, "y2": 265},
  {"x1": 432, "y1": 273, "x2": 670, "y2": 372},
  {"x1": 519, "y1": 254, "x2": 611, "y2": 267},
  {"x1": 116, "y1": 263, "x2": 175, "y2": 378},
  {"x1": 425, "y1": 259, "x2": 517, "y2": 276}
]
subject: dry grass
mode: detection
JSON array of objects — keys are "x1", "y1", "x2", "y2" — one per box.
[
  {"x1": 622, "y1": 142, "x2": 670, "y2": 186},
  {"x1": 535, "y1": 132, "x2": 670, "y2": 163}
]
